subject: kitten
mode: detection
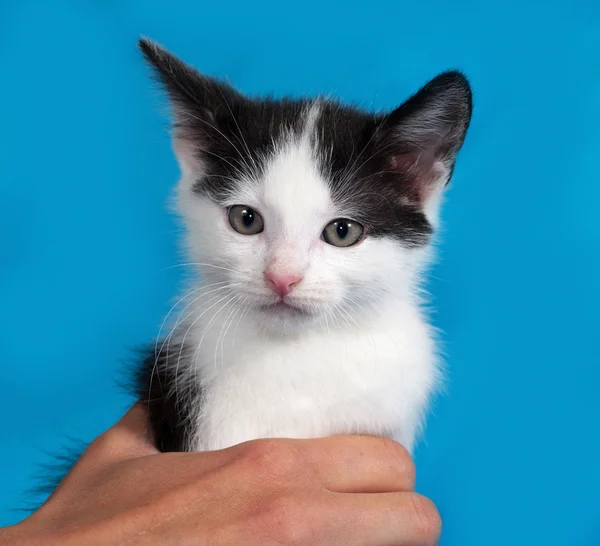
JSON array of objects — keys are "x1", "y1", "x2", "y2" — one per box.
[{"x1": 137, "y1": 39, "x2": 472, "y2": 454}]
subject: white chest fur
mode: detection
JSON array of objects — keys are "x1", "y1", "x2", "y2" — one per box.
[{"x1": 181, "y1": 299, "x2": 439, "y2": 454}]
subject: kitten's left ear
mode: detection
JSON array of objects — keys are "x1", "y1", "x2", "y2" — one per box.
[
  {"x1": 138, "y1": 38, "x2": 244, "y2": 176},
  {"x1": 381, "y1": 71, "x2": 472, "y2": 205}
]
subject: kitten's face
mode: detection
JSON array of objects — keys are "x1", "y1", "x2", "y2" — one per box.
[
  {"x1": 140, "y1": 40, "x2": 472, "y2": 333},
  {"x1": 179, "y1": 117, "x2": 416, "y2": 332}
]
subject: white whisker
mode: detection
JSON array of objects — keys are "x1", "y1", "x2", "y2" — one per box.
[
  {"x1": 191, "y1": 293, "x2": 240, "y2": 373},
  {"x1": 160, "y1": 283, "x2": 241, "y2": 369},
  {"x1": 173, "y1": 290, "x2": 236, "y2": 405},
  {"x1": 147, "y1": 281, "x2": 231, "y2": 406},
  {"x1": 213, "y1": 294, "x2": 242, "y2": 372}
]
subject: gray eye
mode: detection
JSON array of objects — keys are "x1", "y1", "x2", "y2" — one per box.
[
  {"x1": 322, "y1": 218, "x2": 364, "y2": 247},
  {"x1": 228, "y1": 205, "x2": 264, "y2": 235}
]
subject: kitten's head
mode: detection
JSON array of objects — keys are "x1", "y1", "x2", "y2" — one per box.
[{"x1": 140, "y1": 39, "x2": 472, "y2": 333}]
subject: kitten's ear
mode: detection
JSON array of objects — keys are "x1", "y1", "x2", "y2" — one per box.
[
  {"x1": 380, "y1": 71, "x2": 472, "y2": 206},
  {"x1": 138, "y1": 38, "x2": 242, "y2": 174}
]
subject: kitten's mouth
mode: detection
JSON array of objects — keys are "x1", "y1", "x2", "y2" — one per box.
[{"x1": 259, "y1": 300, "x2": 310, "y2": 318}]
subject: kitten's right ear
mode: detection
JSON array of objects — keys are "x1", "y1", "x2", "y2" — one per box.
[{"x1": 138, "y1": 38, "x2": 241, "y2": 174}]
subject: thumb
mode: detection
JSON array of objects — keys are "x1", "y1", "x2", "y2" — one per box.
[{"x1": 94, "y1": 403, "x2": 159, "y2": 459}]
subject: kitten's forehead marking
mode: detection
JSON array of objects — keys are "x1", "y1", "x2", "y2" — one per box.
[
  {"x1": 302, "y1": 100, "x2": 321, "y2": 141},
  {"x1": 260, "y1": 102, "x2": 332, "y2": 236}
]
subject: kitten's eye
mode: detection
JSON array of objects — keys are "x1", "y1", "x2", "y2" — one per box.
[
  {"x1": 322, "y1": 218, "x2": 364, "y2": 247},
  {"x1": 228, "y1": 205, "x2": 264, "y2": 235}
]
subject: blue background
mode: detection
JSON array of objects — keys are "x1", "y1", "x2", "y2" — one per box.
[{"x1": 1, "y1": 1, "x2": 599, "y2": 544}]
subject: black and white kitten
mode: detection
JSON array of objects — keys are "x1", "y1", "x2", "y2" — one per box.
[{"x1": 137, "y1": 39, "x2": 472, "y2": 454}]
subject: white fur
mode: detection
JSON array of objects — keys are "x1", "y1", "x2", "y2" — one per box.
[{"x1": 168, "y1": 105, "x2": 442, "y2": 453}]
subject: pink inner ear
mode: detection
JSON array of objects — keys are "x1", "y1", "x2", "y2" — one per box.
[
  {"x1": 390, "y1": 149, "x2": 435, "y2": 175},
  {"x1": 390, "y1": 152, "x2": 418, "y2": 173},
  {"x1": 389, "y1": 149, "x2": 439, "y2": 203}
]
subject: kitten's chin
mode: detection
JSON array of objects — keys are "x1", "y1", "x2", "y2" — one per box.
[{"x1": 255, "y1": 301, "x2": 318, "y2": 333}]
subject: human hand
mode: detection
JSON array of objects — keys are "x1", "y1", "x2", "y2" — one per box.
[{"x1": 1, "y1": 406, "x2": 441, "y2": 545}]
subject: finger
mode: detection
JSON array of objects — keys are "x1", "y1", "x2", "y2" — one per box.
[
  {"x1": 306, "y1": 435, "x2": 415, "y2": 493},
  {"x1": 84, "y1": 404, "x2": 158, "y2": 465},
  {"x1": 111, "y1": 403, "x2": 153, "y2": 438},
  {"x1": 322, "y1": 491, "x2": 441, "y2": 546},
  {"x1": 243, "y1": 435, "x2": 413, "y2": 493}
]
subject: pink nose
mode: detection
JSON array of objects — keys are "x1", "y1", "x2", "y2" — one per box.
[{"x1": 264, "y1": 271, "x2": 303, "y2": 297}]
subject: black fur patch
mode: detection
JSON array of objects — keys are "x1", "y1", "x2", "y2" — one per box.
[
  {"x1": 316, "y1": 102, "x2": 435, "y2": 247},
  {"x1": 136, "y1": 341, "x2": 200, "y2": 452},
  {"x1": 139, "y1": 38, "x2": 472, "y2": 247}
]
